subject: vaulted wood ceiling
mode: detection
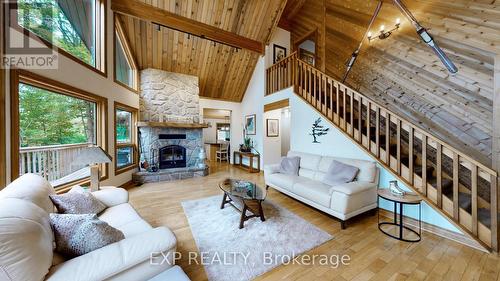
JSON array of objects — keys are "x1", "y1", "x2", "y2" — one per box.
[
  {"x1": 116, "y1": 0, "x2": 286, "y2": 102},
  {"x1": 287, "y1": 0, "x2": 498, "y2": 165}
]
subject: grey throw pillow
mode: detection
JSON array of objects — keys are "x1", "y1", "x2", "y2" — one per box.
[
  {"x1": 279, "y1": 156, "x2": 300, "y2": 175},
  {"x1": 322, "y1": 160, "x2": 360, "y2": 186},
  {"x1": 50, "y1": 192, "x2": 106, "y2": 214},
  {"x1": 50, "y1": 213, "x2": 125, "y2": 258}
]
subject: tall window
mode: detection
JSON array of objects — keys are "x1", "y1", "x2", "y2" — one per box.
[
  {"x1": 14, "y1": 0, "x2": 106, "y2": 72},
  {"x1": 115, "y1": 33, "x2": 133, "y2": 88},
  {"x1": 114, "y1": 102, "x2": 137, "y2": 174},
  {"x1": 11, "y1": 70, "x2": 108, "y2": 190},
  {"x1": 114, "y1": 17, "x2": 138, "y2": 91}
]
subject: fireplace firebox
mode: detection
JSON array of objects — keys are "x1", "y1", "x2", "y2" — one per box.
[{"x1": 159, "y1": 145, "x2": 186, "y2": 169}]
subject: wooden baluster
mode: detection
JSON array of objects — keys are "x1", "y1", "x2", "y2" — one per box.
[
  {"x1": 270, "y1": 67, "x2": 273, "y2": 93},
  {"x1": 421, "y1": 135, "x2": 427, "y2": 196},
  {"x1": 408, "y1": 126, "x2": 414, "y2": 184},
  {"x1": 307, "y1": 67, "x2": 313, "y2": 105},
  {"x1": 321, "y1": 75, "x2": 328, "y2": 116},
  {"x1": 266, "y1": 69, "x2": 269, "y2": 95},
  {"x1": 471, "y1": 164, "x2": 478, "y2": 235},
  {"x1": 396, "y1": 120, "x2": 401, "y2": 174},
  {"x1": 20, "y1": 153, "x2": 25, "y2": 175},
  {"x1": 385, "y1": 112, "x2": 390, "y2": 164},
  {"x1": 350, "y1": 92, "x2": 354, "y2": 137},
  {"x1": 313, "y1": 70, "x2": 318, "y2": 109},
  {"x1": 453, "y1": 153, "x2": 459, "y2": 220},
  {"x1": 376, "y1": 107, "x2": 380, "y2": 158},
  {"x1": 358, "y1": 96, "x2": 363, "y2": 143},
  {"x1": 436, "y1": 143, "x2": 443, "y2": 208},
  {"x1": 366, "y1": 102, "x2": 371, "y2": 151},
  {"x1": 343, "y1": 86, "x2": 347, "y2": 131},
  {"x1": 29, "y1": 152, "x2": 33, "y2": 173},
  {"x1": 329, "y1": 81, "x2": 333, "y2": 120},
  {"x1": 335, "y1": 83, "x2": 340, "y2": 125},
  {"x1": 490, "y1": 173, "x2": 498, "y2": 252},
  {"x1": 300, "y1": 62, "x2": 304, "y2": 96}
]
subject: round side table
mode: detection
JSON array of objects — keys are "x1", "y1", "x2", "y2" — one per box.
[{"x1": 377, "y1": 188, "x2": 422, "y2": 242}]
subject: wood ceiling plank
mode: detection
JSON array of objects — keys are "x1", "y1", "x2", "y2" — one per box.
[{"x1": 112, "y1": 0, "x2": 264, "y2": 53}]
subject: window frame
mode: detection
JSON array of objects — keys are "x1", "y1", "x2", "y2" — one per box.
[
  {"x1": 113, "y1": 15, "x2": 138, "y2": 93},
  {"x1": 114, "y1": 101, "x2": 138, "y2": 175},
  {"x1": 10, "y1": 69, "x2": 109, "y2": 192},
  {"x1": 8, "y1": 0, "x2": 107, "y2": 76}
]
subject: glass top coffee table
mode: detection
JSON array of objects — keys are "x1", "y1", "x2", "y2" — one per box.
[{"x1": 219, "y1": 178, "x2": 267, "y2": 229}]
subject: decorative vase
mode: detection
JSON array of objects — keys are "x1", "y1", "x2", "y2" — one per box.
[
  {"x1": 198, "y1": 148, "x2": 207, "y2": 168},
  {"x1": 389, "y1": 180, "x2": 405, "y2": 196}
]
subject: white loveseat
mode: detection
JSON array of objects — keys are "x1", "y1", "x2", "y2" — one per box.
[
  {"x1": 0, "y1": 174, "x2": 177, "y2": 281},
  {"x1": 265, "y1": 151, "x2": 379, "y2": 228}
]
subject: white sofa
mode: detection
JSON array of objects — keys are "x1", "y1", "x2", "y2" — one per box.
[
  {"x1": 0, "y1": 174, "x2": 177, "y2": 281},
  {"x1": 265, "y1": 151, "x2": 379, "y2": 228}
]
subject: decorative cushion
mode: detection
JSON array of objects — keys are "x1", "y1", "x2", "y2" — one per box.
[
  {"x1": 50, "y1": 192, "x2": 106, "y2": 214},
  {"x1": 321, "y1": 160, "x2": 359, "y2": 186},
  {"x1": 50, "y1": 213, "x2": 125, "y2": 258},
  {"x1": 279, "y1": 156, "x2": 301, "y2": 176}
]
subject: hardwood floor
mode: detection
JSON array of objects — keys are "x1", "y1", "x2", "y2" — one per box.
[{"x1": 128, "y1": 163, "x2": 500, "y2": 281}]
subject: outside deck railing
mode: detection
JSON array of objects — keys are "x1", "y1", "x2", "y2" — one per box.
[{"x1": 19, "y1": 143, "x2": 91, "y2": 183}]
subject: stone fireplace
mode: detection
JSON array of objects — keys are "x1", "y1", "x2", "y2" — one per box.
[{"x1": 132, "y1": 69, "x2": 208, "y2": 184}]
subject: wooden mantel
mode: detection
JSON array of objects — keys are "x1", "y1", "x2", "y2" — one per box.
[{"x1": 137, "y1": 121, "x2": 209, "y2": 129}]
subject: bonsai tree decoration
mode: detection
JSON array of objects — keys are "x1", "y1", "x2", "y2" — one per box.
[{"x1": 310, "y1": 118, "x2": 329, "y2": 143}]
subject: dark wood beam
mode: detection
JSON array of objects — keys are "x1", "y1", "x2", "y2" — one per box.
[{"x1": 111, "y1": 0, "x2": 264, "y2": 54}]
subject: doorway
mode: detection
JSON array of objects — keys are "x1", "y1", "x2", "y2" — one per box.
[{"x1": 294, "y1": 29, "x2": 318, "y2": 67}]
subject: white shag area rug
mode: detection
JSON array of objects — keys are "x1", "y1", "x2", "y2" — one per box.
[{"x1": 181, "y1": 195, "x2": 333, "y2": 281}]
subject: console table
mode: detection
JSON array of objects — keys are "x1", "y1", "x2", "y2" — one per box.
[{"x1": 233, "y1": 151, "x2": 260, "y2": 173}]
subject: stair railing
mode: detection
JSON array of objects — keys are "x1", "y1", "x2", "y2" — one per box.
[{"x1": 266, "y1": 53, "x2": 499, "y2": 252}]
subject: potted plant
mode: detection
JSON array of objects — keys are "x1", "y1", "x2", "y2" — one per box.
[{"x1": 240, "y1": 136, "x2": 253, "y2": 152}]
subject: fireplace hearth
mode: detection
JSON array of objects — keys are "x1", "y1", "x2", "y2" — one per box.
[{"x1": 159, "y1": 145, "x2": 186, "y2": 169}]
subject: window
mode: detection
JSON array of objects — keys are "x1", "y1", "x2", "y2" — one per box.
[
  {"x1": 115, "y1": 33, "x2": 133, "y2": 88},
  {"x1": 114, "y1": 102, "x2": 137, "y2": 174},
  {"x1": 114, "y1": 16, "x2": 138, "y2": 91},
  {"x1": 13, "y1": 0, "x2": 106, "y2": 73},
  {"x1": 11, "y1": 70, "x2": 108, "y2": 190}
]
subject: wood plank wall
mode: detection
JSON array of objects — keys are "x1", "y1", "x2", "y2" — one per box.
[
  {"x1": 289, "y1": 0, "x2": 326, "y2": 73},
  {"x1": 119, "y1": 0, "x2": 286, "y2": 102},
  {"x1": 289, "y1": 0, "x2": 498, "y2": 167}
]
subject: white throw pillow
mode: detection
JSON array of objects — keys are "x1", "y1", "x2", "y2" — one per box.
[
  {"x1": 321, "y1": 160, "x2": 359, "y2": 186},
  {"x1": 279, "y1": 156, "x2": 300, "y2": 175}
]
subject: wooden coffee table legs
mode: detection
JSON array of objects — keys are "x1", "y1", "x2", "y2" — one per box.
[{"x1": 220, "y1": 193, "x2": 265, "y2": 229}]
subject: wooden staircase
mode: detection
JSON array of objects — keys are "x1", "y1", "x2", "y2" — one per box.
[{"x1": 266, "y1": 52, "x2": 499, "y2": 252}]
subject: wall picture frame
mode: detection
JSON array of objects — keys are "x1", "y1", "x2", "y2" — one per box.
[
  {"x1": 245, "y1": 114, "x2": 256, "y2": 135},
  {"x1": 266, "y1": 119, "x2": 279, "y2": 137},
  {"x1": 273, "y1": 44, "x2": 287, "y2": 64}
]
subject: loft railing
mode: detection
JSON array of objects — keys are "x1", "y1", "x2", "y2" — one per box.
[
  {"x1": 266, "y1": 53, "x2": 499, "y2": 252},
  {"x1": 19, "y1": 143, "x2": 91, "y2": 183}
]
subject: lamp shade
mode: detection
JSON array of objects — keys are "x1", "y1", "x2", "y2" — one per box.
[{"x1": 73, "y1": 146, "x2": 112, "y2": 166}]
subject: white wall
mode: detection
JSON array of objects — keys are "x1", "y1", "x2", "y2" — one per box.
[
  {"x1": 199, "y1": 98, "x2": 242, "y2": 164},
  {"x1": 239, "y1": 27, "x2": 292, "y2": 169},
  {"x1": 263, "y1": 109, "x2": 282, "y2": 166},
  {"x1": 202, "y1": 118, "x2": 230, "y2": 143},
  {"x1": 281, "y1": 107, "x2": 291, "y2": 156},
  {"x1": 289, "y1": 94, "x2": 461, "y2": 233},
  {"x1": 266, "y1": 28, "x2": 291, "y2": 68},
  {"x1": 3, "y1": 0, "x2": 139, "y2": 187}
]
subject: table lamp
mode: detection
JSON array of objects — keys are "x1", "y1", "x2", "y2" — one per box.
[{"x1": 73, "y1": 146, "x2": 112, "y2": 191}]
